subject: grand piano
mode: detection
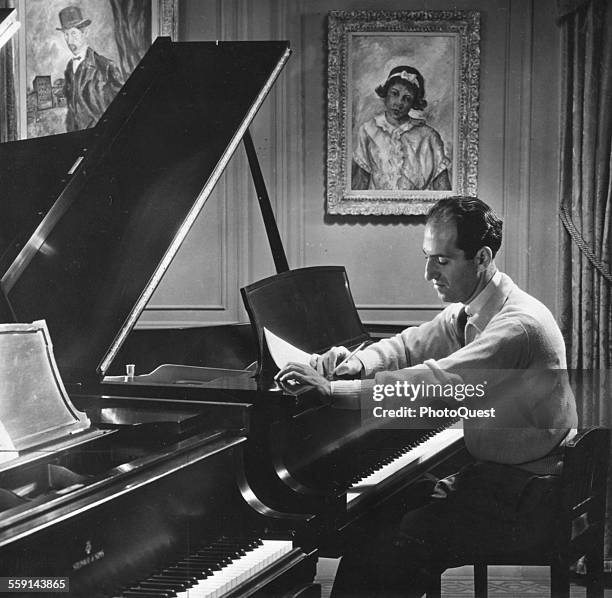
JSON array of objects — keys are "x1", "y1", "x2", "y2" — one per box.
[{"x1": 0, "y1": 37, "x2": 465, "y2": 597}]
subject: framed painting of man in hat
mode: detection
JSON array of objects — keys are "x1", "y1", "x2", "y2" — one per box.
[
  {"x1": 327, "y1": 10, "x2": 480, "y2": 216},
  {"x1": 11, "y1": 0, "x2": 177, "y2": 139}
]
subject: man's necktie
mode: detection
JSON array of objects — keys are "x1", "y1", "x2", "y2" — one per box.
[{"x1": 457, "y1": 307, "x2": 468, "y2": 347}]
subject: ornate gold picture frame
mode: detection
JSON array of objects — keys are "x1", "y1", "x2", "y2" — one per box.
[{"x1": 327, "y1": 10, "x2": 480, "y2": 215}]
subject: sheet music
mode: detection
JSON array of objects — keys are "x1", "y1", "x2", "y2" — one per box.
[{"x1": 264, "y1": 328, "x2": 312, "y2": 370}]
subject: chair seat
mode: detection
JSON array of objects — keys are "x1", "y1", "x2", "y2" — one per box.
[
  {"x1": 426, "y1": 428, "x2": 610, "y2": 598},
  {"x1": 469, "y1": 552, "x2": 555, "y2": 566}
]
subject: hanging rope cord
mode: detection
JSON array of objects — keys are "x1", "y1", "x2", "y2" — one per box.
[
  {"x1": 559, "y1": 204, "x2": 612, "y2": 284},
  {"x1": 556, "y1": 0, "x2": 612, "y2": 285}
]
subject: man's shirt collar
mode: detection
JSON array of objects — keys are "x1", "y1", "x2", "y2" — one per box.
[{"x1": 464, "y1": 270, "x2": 507, "y2": 333}]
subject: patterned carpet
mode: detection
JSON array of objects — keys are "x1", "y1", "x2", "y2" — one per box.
[
  {"x1": 439, "y1": 566, "x2": 564, "y2": 598},
  {"x1": 315, "y1": 559, "x2": 611, "y2": 597}
]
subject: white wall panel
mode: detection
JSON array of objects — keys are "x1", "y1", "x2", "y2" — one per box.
[{"x1": 139, "y1": 0, "x2": 561, "y2": 328}]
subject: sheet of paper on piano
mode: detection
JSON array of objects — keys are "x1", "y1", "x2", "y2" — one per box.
[
  {"x1": 264, "y1": 327, "x2": 312, "y2": 369},
  {"x1": 0, "y1": 420, "x2": 17, "y2": 463}
]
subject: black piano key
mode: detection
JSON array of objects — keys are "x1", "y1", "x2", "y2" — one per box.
[
  {"x1": 124, "y1": 591, "x2": 174, "y2": 598},
  {"x1": 179, "y1": 554, "x2": 221, "y2": 562},
  {"x1": 209, "y1": 547, "x2": 247, "y2": 558},
  {"x1": 196, "y1": 545, "x2": 238, "y2": 554},
  {"x1": 177, "y1": 558, "x2": 220, "y2": 570},
  {"x1": 193, "y1": 553, "x2": 236, "y2": 564},
  {"x1": 208, "y1": 536, "x2": 254, "y2": 547},
  {"x1": 123, "y1": 590, "x2": 174, "y2": 598},
  {"x1": 152, "y1": 571, "x2": 197, "y2": 580},
  {"x1": 247, "y1": 538, "x2": 263, "y2": 548},
  {"x1": 163, "y1": 566, "x2": 208, "y2": 579},
  {"x1": 212, "y1": 541, "x2": 248, "y2": 553},
  {"x1": 348, "y1": 429, "x2": 452, "y2": 484},
  {"x1": 187, "y1": 551, "x2": 233, "y2": 560},
  {"x1": 153, "y1": 570, "x2": 196, "y2": 578},
  {"x1": 139, "y1": 580, "x2": 189, "y2": 591},
  {"x1": 149, "y1": 573, "x2": 196, "y2": 585},
  {"x1": 161, "y1": 564, "x2": 203, "y2": 574},
  {"x1": 192, "y1": 556, "x2": 233, "y2": 562},
  {"x1": 119, "y1": 535, "x2": 273, "y2": 598},
  {"x1": 181, "y1": 557, "x2": 226, "y2": 569}
]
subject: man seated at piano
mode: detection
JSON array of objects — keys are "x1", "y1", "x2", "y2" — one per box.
[{"x1": 276, "y1": 195, "x2": 577, "y2": 597}]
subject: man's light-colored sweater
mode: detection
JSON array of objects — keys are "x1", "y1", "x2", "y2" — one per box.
[{"x1": 331, "y1": 272, "x2": 577, "y2": 472}]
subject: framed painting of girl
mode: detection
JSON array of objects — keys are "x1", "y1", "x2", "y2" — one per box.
[{"x1": 327, "y1": 10, "x2": 480, "y2": 215}]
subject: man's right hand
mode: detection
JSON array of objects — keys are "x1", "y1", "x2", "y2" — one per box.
[{"x1": 309, "y1": 346, "x2": 363, "y2": 379}]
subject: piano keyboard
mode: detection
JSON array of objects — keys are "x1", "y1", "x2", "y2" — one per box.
[
  {"x1": 116, "y1": 537, "x2": 294, "y2": 597},
  {"x1": 346, "y1": 424, "x2": 464, "y2": 504}
]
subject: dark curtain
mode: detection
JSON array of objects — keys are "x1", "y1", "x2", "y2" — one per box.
[
  {"x1": 0, "y1": 0, "x2": 17, "y2": 142},
  {"x1": 109, "y1": 0, "x2": 151, "y2": 79},
  {"x1": 558, "y1": 0, "x2": 612, "y2": 569}
]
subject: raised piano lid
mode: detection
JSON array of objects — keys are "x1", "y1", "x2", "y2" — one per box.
[
  {"x1": 1, "y1": 38, "x2": 291, "y2": 385},
  {"x1": 0, "y1": 321, "x2": 91, "y2": 456},
  {"x1": 0, "y1": 130, "x2": 92, "y2": 277}
]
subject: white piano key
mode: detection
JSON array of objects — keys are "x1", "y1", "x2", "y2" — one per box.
[
  {"x1": 346, "y1": 425, "x2": 464, "y2": 503},
  {"x1": 185, "y1": 539, "x2": 292, "y2": 597}
]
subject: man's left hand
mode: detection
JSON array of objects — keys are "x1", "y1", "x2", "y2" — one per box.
[{"x1": 276, "y1": 362, "x2": 332, "y2": 396}]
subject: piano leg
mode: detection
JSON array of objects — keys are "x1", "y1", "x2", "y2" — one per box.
[{"x1": 330, "y1": 489, "x2": 446, "y2": 598}]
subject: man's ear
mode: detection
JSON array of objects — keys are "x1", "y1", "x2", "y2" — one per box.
[{"x1": 474, "y1": 246, "x2": 493, "y2": 272}]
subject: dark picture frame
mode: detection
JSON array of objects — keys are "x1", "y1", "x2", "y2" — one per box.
[{"x1": 327, "y1": 10, "x2": 480, "y2": 215}]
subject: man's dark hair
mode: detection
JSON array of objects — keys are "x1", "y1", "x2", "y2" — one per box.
[{"x1": 426, "y1": 196, "x2": 503, "y2": 259}]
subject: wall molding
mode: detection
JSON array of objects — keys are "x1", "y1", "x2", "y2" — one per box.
[
  {"x1": 284, "y1": 0, "x2": 306, "y2": 269},
  {"x1": 357, "y1": 303, "x2": 444, "y2": 311},
  {"x1": 144, "y1": 304, "x2": 227, "y2": 311},
  {"x1": 143, "y1": 303, "x2": 442, "y2": 313},
  {"x1": 502, "y1": 0, "x2": 534, "y2": 290},
  {"x1": 136, "y1": 320, "x2": 241, "y2": 329},
  {"x1": 167, "y1": 0, "x2": 560, "y2": 328}
]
